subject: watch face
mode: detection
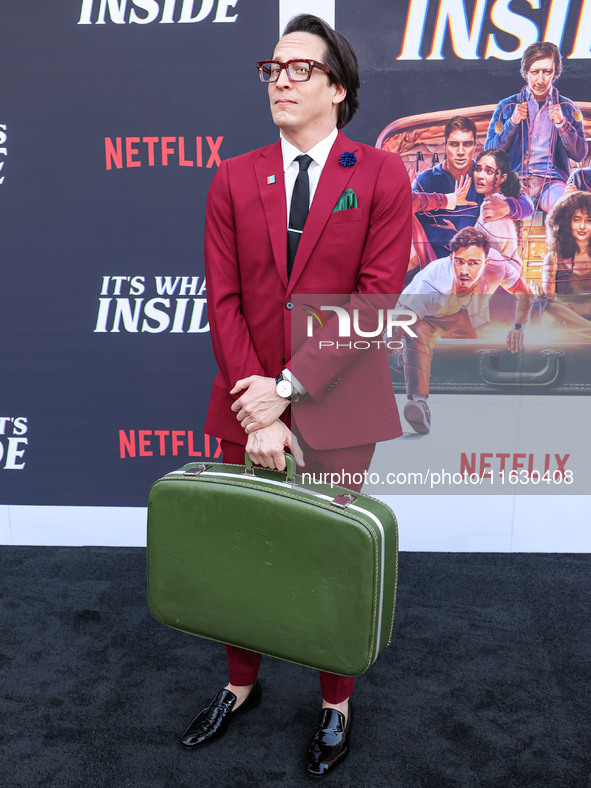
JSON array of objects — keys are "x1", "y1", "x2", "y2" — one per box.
[{"x1": 276, "y1": 379, "x2": 292, "y2": 398}]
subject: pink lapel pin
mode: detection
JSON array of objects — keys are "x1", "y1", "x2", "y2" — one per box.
[{"x1": 267, "y1": 175, "x2": 276, "y2": 184}]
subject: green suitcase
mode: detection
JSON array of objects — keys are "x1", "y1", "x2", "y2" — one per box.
[{"x1": 147, "y1": 453, "x2": 399, "y2": 677}]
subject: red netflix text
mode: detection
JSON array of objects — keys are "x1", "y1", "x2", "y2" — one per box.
[
  {"x1": 119, "y1": 430, "x2": 222, "y2": 459},
  {"x1": 460, "y1": 452, "x2": 570, "y2": 477},
  {"x1": 105, "y1": 136, "x2": 223, "y2": 170}
]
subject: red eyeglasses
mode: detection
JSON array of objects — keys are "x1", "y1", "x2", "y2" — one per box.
[{"x1": 256, "y1": 59, "x2": 332, "y2": 83}]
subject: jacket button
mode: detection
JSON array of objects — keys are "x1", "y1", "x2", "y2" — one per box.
[{"x1": 285, "y1": 300, "x2": 294, "y2": 310}]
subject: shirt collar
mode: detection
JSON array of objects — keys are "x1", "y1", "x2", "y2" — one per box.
[
  {"x1": 280, "y1": 128, "x2": 338, "y2": 172},
  {"x1": 525, "y1": 87, "x2": 552, "y2": 106}
]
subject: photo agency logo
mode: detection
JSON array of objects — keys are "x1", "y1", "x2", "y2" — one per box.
[
  {"x1": 0, "y1": 417, "x2": 28, "y2": 470},
  {"x1": 78, "y1": 0, "x2": 239, "y2": 25},
  {"x1": 303, "y1": 304, "x2": 418, "y2": 350},
  {"x1": 0, "y1": 124, "x2": 7, "y2": 185}
]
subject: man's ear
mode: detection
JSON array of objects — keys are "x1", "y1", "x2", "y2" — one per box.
[{"x1": 332, "y1": 83, "x2": 347, "y2": 106}]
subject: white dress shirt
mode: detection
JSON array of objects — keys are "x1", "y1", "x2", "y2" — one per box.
[
  {"x1": 280, "y1": 128, "x2": 338, "y2": 227},
  {"x1": 279, "y1": 129, "x2": 338, "y2": 394}
]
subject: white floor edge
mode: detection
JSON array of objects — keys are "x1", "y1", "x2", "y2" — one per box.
[{"x1": 1, "y1": 496, "x2": 590, "y2": 551}]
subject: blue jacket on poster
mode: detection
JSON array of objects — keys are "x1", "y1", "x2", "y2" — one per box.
[
  {"x1": 412, "y1": 164, "x2": 479, "y2": 262},
  {"x1": 567, "y1": 167, "x2": 591, "y2": 192},
  {"x1": 485, "y1": 89, "x2": 588, "y2": 183}
]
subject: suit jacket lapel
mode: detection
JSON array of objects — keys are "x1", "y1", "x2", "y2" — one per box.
[
  {"x1": 288, "y1": 133, "x2": 359, "y2": 290},
  {"x1": 255, "y1": 142, "x2": 288, "y2": 288}
]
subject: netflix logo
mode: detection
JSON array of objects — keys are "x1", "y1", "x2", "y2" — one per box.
[
  {"x1": 460, "y1": 452, "x2": 570, "y2": 477},
  {"x1": 105, "y1": 136, "x2": 223, "y2": 171},
  {"x1": 119, "y1": 429, "x2": 221, "y2": 459}
]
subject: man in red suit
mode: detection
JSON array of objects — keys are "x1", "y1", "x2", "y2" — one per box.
[{"x1": 180, "y1": 14, "x2": 411, "y2": 777}]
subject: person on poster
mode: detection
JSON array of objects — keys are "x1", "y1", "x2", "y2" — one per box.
[
  {"x1": 538, "y1": 190, "x2": 591, "y2": 331},
  {"x1": 485, "y1": 41, "x2": 587, "y2": 214},
  {"x1": 473, "y1": 148, "x2": 524, "y2": 272},
  {"x1": 179, "y1": 14, "x2": 411, "y2": 777},
  {"x1": 398, "y1": 227, "x2": 532, "y2": 434},
  {"x1": 411, "y1": 116, "x2": 532, "y2": 273}
]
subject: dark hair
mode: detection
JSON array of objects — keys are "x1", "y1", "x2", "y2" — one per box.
[
  {"x1": 444, "y1": 115, "x2": 477, "y2": 143},
  {"x1": 282, "y1": 14, "x2": 360, "y2": 128},
  {"x1": 476, "y1": 148, "x2": 523, "y2": 252},
  {"x1": 449, "y1": 226, "x2": 491, "y2": 256},
  {"x1": 520, "y1": 41, "x2": 562, "y2": 81},
  {"x1": 547, "y1": 191, "x2": 591, "y2": 259},
  {"x1": 476, "y1": 148, "x2": 522, "y2": 199}
]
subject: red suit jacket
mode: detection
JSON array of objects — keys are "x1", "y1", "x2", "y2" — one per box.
[{"x1": 204, "y1": 131, "x2": 412, "y2": 449}]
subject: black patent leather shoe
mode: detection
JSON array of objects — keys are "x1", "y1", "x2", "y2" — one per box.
[
  {"x1": 179, "y1": 680, "x2": 262, "y2": 749},
  {"x1": 306, "y1": 701, "x2": 353, "y2": 777}
]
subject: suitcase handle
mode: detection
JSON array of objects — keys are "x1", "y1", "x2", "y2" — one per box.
[
  {"x1": 478, "y1": 348, "x2": 562, "y2": 386},
  {"x1": 244, "y1": 451, "x2": 297, "y2": 482}
]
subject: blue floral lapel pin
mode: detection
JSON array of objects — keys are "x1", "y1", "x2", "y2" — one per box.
[{"x1": 339, "y1": 151, "x2": 357, "y2": 168}]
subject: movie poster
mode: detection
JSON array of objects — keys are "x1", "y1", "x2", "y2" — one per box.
[
  {"x1": 1, "y1": 1, "x2": 590, "y2": 546},
  {"x1": 338, "y1": 1, "x2": 591, "y2": 498}
]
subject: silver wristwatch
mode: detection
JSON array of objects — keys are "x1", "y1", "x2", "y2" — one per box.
[{"x1": 275, "y1": 373, "x2": 299, "y2": 402}]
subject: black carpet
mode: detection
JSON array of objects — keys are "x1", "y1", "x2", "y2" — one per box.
[{"x1": 0, "y1": 548, "x2": 589, "y2": 787}]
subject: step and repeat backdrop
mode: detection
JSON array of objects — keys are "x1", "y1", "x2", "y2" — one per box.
[{"x1": 2, "y1": 1, "x2": 590, "y2": 548}]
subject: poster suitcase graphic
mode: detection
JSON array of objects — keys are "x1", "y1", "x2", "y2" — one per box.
[
  {"x1": 390, "y1": 339, "x2": 591, "y2": 395},
  {"x1": 147, "y1": 453, "x2": 398, "y2": 677}
]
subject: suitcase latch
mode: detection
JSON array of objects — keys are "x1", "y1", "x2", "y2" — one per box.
[
  {"x1": 331, "y1": 493, "x2": 357, "y2": 508},
  {"x1": 183, "y1": 463, "x2": 213, "y2": 476}
]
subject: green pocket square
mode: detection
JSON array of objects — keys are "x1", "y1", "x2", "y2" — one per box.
[{"x1": 332, "y1": 188, "x2": 358, "y2": 212}]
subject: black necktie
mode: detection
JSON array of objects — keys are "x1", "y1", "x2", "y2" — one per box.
[{"x1": 287, "y1": 154, "x2": 313, "y2": 277}]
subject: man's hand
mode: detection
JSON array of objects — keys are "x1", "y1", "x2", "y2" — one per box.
[
  {"x1": 548, "y1": 99, "x2": 564, "y2": 126},
  {"x1": 481, "y1": 193, "x2": 511, "y2": 222},
  {"x1": 506, "y1": 327, "x2": 524, "y2": 354},
  {"x1": 510, "y1": 101, "x2": 528, "y2": 125},
  {"x1": 245, "y1": 420, "x2": 304, "y2": 471},
  {"x1": 454, "y1": 174, "x2": 477, "y2": 207},
  {"x1": 230, "y1": 375, "x2": 289, "y2": 433}
]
